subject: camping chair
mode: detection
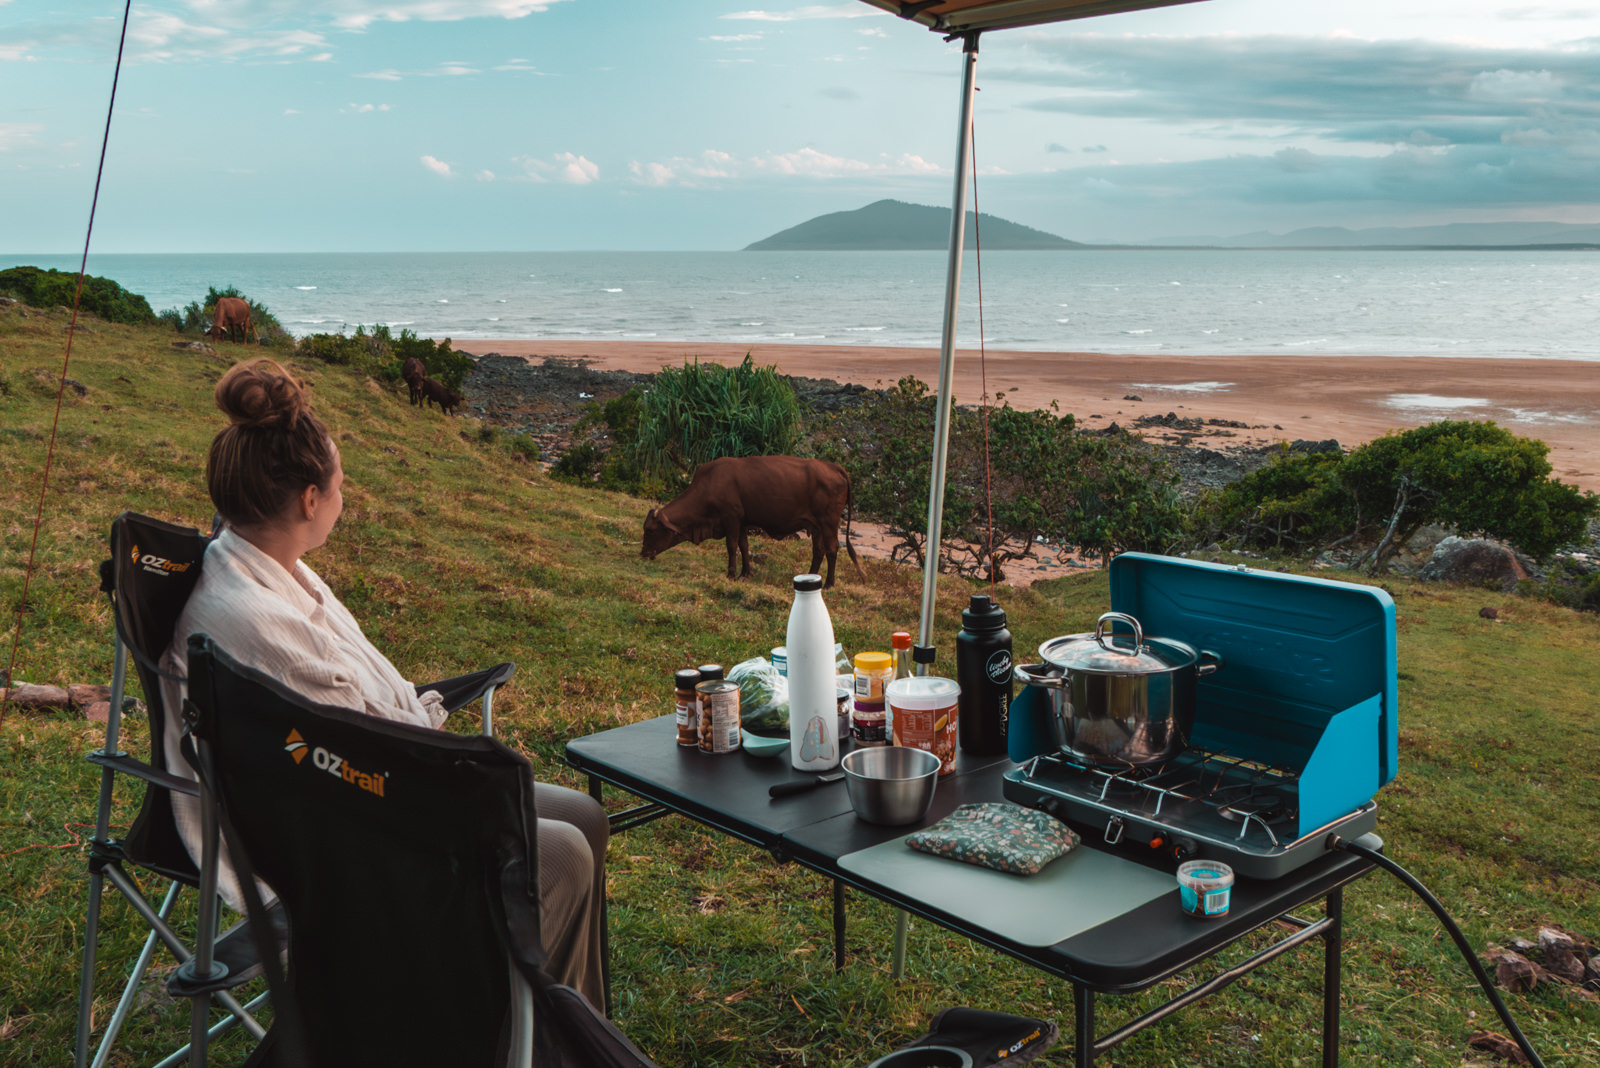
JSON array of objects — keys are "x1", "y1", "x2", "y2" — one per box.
[
  {"x1": 182, "y1": 635, "x2": 659, "y2": 1068},
  {"x1": 76, "y1": 511, "x2": 515, "y2": 1068}
]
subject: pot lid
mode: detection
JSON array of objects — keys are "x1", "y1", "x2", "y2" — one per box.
[{"x1": 1037, "y1": 612, "x2": 1198, "y2": 675}]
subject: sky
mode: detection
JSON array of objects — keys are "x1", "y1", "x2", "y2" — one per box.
[{"x1": 6, "y1": 0, "x2": 1600, "y2": 251}]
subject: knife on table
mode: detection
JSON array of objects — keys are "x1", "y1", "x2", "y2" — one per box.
[{"x1": 769, "y1": 771, "x2": 845, "y2": 798}]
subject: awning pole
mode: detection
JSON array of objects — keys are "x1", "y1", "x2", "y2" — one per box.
[{"x1": 917, "y1": 31, "x2": 980, "y2": 653}]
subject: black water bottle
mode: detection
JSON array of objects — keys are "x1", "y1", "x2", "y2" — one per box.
[{"x1": 956, "y1": 594, "x2": 1013, "y2": 756}]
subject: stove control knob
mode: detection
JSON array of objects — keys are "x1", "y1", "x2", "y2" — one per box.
[
  {"x1": 1148, "y1": 835, "x2": 1166, "y2": 851},
  {"x1": 1170, "y1": 837, "x2": 1197, "y2": 862}
]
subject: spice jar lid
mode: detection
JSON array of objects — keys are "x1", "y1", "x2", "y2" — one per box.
[
  {"x1": 675, "y1": 668, "x2": 702, "y2": 686},
  {"x1": 854, "y1": 651, "x2": 893, "y2": 671},
  {"x1": 697, "y1": 663, "x2": 724, "y2": 681}
]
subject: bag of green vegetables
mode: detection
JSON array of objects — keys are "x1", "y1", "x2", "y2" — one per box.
[{"x1": 729, "y1": 657, "x2": 789, "y2": 732}]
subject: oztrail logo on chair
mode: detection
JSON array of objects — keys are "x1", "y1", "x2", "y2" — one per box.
[
  {"x1": 284, "y1": 728, "x2": 388, "y2": 798},
  {"x1": 130, "y1": 543, "x2": 194, "y2": 576}
]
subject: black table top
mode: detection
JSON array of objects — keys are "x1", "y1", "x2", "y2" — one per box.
[{"x1": 567, "y1": 714, "x2": 1378, "y2": 993}]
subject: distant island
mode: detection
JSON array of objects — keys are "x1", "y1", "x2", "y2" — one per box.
[
  {"x1": 744, "y1": 199, "x2": 1083, "y2": 251},
  {"x1": 745, "y1": 200, "x2": 1600, "y2": 252}
]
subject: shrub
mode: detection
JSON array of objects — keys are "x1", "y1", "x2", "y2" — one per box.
[
  {"x1": 632, "y1": 355, "x2": 801, "y2": 479},
  {"x1": 158, "y1": 285, "x2": 289, "y2": 345},
  {"x1": 1194, "y1": 420, "x2": 1599, "y2": 572},
  {"x1": 551, "y1": 440, "x2": 602, "y2": 482},
  {"x1": 1190, "y1": 448, "x2": 1349, "y2": 553},
  {"x1": 0, "y1": 266, "x2": 157, "y2": 325},
  {"x1": 813, "y1": 377, "x2": 1184, "y2": 576},
  {"x1": 393, "y1": 330, "x2": 473, "y2": 392}
]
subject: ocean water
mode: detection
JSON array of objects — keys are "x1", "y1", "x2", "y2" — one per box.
[{"x1": 6, "y1": 249, "x2": 1600, "y2": 360}]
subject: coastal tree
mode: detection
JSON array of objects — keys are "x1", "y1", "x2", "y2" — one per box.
[
  {"x1": 813, "y1": 377, "x2": 1184, "y2": 577},
  {"x1": 1196, "y1": 420, "x2": 1598, "y2": 572}
]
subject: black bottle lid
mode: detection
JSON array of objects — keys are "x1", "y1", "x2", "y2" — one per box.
[
  {"x1": 675, "y1": 668, "x2": 702, "y2": 687},
  {"x1": 793, "y1": 574, "x2": 822, "y2": 592},
  {"x1": 961, "y1": 593, "x2": 1007, "y2": 630},
  {"x1": 697, "y1": 663, "x2": 724, "y2": 681}
]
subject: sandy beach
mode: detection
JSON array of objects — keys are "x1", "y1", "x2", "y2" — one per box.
[{"x1": 459, "y1": 340, "x2": 1600, "y2": 494}]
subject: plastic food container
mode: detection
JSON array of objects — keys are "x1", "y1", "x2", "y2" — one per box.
[
  {"x1": 886, "y1": 676, "x2": 960, "y2": 776},
  {"x1": 1177, "y1": 860, "x2": 1234, "y2": 918}
]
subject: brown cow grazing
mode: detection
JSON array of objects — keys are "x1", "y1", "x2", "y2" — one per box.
[
  {"x1": 207, "y1": 297, "x2": 256, "y2": 344},
  {"x1": 420, "y1": 377, "x2": 462, "y2": 415},
  {"x1": 641, "y1": 455, "x2": 863, "y2": 588},
  {"x1": 400, "y1": 356, "x2": 426, "y2": 406}
]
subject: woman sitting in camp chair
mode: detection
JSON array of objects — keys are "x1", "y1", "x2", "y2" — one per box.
[{"x1": 160, "y1": 357, "x2": 607, "y2": 1007}]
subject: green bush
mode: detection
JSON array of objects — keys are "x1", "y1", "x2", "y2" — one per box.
[
  {"x1": 551, "y1": 440, "x2": 602, "y2": 482},
  {"x1": 0, "y1": 266, "x2": 157, "y2": 325},
  {"x1": 294, "y1": 325, "x2": 472, "y2": 391},
  {"x1": 632, "y1": 354, "x2": 801, "y2": 479},
  {"x1": 813, "y1": 377, "x2": 1184, "y2": 575},
  {"x1": 158, "y1": 285, "x2": 289, "y2": 345},
  {"x1": 1194, "y1": 421, "x2": 1599, "y2": 572},
  {"x1": 1191, "y1": 448, "x2": 1349, "y2": 553}
]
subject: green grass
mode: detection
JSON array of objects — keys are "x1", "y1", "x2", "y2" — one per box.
[{"x1": 2, "y1": 303, "x2": 1598, "y2": 1065}]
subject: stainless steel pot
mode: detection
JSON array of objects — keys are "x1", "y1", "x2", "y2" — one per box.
[{"x1": 1012, "y1": 612, "x2": 1222, "y2": 767}]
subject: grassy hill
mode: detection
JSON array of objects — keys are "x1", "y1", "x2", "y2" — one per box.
[
  {"x1": 2, "y1": 303, "x2": 1598, "y2": 1065},
  {"x1": 744, "y1": 199, "x2": 1085, "y2": 251}
]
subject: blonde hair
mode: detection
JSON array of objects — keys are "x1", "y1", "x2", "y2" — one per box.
[{"x1": 206, "y1": 358, "x2": 337, "y2": 527}]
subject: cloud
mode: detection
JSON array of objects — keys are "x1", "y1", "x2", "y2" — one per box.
[
  {"x1": 342, "y1": 103, "x2": 392, "y2": 113},
  {"x1": 554, "y1": 152, "x2": 599, "y2": 183},
  {"x1": 329, "y1": 0, "x2": 576, "y2": 32},
  {"x1": 627, "y1": 146, "x2": 943, "y2": 186},
  {"x1": 475, "y1": 169, "x2": 495, "y2": 181},
  {"x1": 0, "y1": 122, "x2": 43, "y2": 151},
  {"x1": 514, "y1": 152, "x2": 599, "y2": 183},
  {"x1": 357, "y1": 69, "x2": 404, "y2": 80},
  {"x1": 720, "y1": 4, "x2": 877, "y2": 22},
  {"x1": 709, "y1": 34, "x2": 762, "y2": 42},
  {"x1": 284, "y1": 108, "x2": 302, "y2": 115},
  {"x1": 357, "y1": 61, "x2": 487, "y2": 80},
  {"x1": 420, "y1": 154, "x2": 453, "y2": 176},
  {"x1": 820, "y1": 86, "x2": 860, "y2": 101}
]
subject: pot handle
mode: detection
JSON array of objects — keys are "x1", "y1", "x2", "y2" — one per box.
[
  {"x1": 1013, "y1": 662, "x2": 1065, "y2": 690},
  {"x1": 1197, "y1": 649, "x2": 1224, "y2": 677},
  {"x1": 1094, "y1": 611, "x2": 1144, "y2": 651}
]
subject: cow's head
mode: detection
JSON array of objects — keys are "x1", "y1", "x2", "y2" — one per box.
[{"x1": 640, "y1": 506, "x2": 685, "y2": 560}]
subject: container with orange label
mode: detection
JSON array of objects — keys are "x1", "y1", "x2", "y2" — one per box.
[{"x1": 886, "y1": 676, "x2": 960, "y2": 776}]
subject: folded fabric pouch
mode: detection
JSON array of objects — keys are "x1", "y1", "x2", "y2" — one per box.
[{"x1": 905, "y1": 802, "x2": 1080, "y2": 876}]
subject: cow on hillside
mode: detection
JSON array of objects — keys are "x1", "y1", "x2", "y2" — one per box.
[
  {"x1": 208, "y1": 297, "x2": 256, "y2": 344},
  {"x1": 641, "y1": 456, "x2": 863, "y2": 588},
  {"x1": 420, "y1": 377, "x2": 462, "y2": 415},
  {"x1": 401, "y1": 356, "x2": 426, "y2": 406}
]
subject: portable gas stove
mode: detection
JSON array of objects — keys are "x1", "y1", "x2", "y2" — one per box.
[
  {"x1": 1003, "y1": 748, "x2": 1378, "y2": 879},
  {"x1": 1006, "y1": 554, "x2": 1398, "y2": 881}
]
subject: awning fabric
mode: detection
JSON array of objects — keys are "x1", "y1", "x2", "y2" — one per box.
[{"x1": 861, "y1": 0, "x2": 1205, "y2": 35}]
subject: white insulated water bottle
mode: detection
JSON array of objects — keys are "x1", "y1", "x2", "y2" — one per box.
[{"x1": 787, "y1": 574, "x2": 840, "y2": 771}]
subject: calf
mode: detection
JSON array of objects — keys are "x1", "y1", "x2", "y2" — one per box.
[
  {"x1": 400, "y1": 357, "x2": 426, "y2": 406},
  {"x1": 641, "y1": 455, "x2": 863, "y2": 588},
  {"x1": 420, "y1": 377, "x2": 462, "y2": 415}
]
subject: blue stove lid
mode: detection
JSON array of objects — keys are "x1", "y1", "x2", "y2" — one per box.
[{"x1": 1109, "y1": 553, "x2": 1398, "y2": 791}]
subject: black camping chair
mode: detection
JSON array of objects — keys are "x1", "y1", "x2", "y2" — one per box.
[
  {"x1": 76, "y1": 511, "x2": 515, "y2": 1068},
  {"x1": 183, "y1": 636, "x2": 659, "y2": 1068}
]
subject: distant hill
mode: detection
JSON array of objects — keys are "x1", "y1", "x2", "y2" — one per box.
[
  {"x1": 1135, "y1": 221, "x2": 1600, "y2": 249},
  {"x1": 745, "y1": 199, "x2": 1084, "y2": 251}
]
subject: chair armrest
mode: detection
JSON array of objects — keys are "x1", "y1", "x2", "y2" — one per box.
[
  {"x1": 86, "y1": 750, "x2": 201, "y2": 797},
  {"x1": 417, "y1": 662, "x2": 516, "y2": 713}
]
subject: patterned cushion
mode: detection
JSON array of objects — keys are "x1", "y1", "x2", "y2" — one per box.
[{"x1": 905, "y1": 802, "x2": 1080, "y2": 876}]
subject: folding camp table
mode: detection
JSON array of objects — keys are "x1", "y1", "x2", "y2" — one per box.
[{"x1": 567, "y1": 714, "x2": 1378, "y2": 1068}]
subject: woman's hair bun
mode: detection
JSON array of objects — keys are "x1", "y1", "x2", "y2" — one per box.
[{"x1": 215, "y1": 358, "x2": 311, "y2": 430}]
